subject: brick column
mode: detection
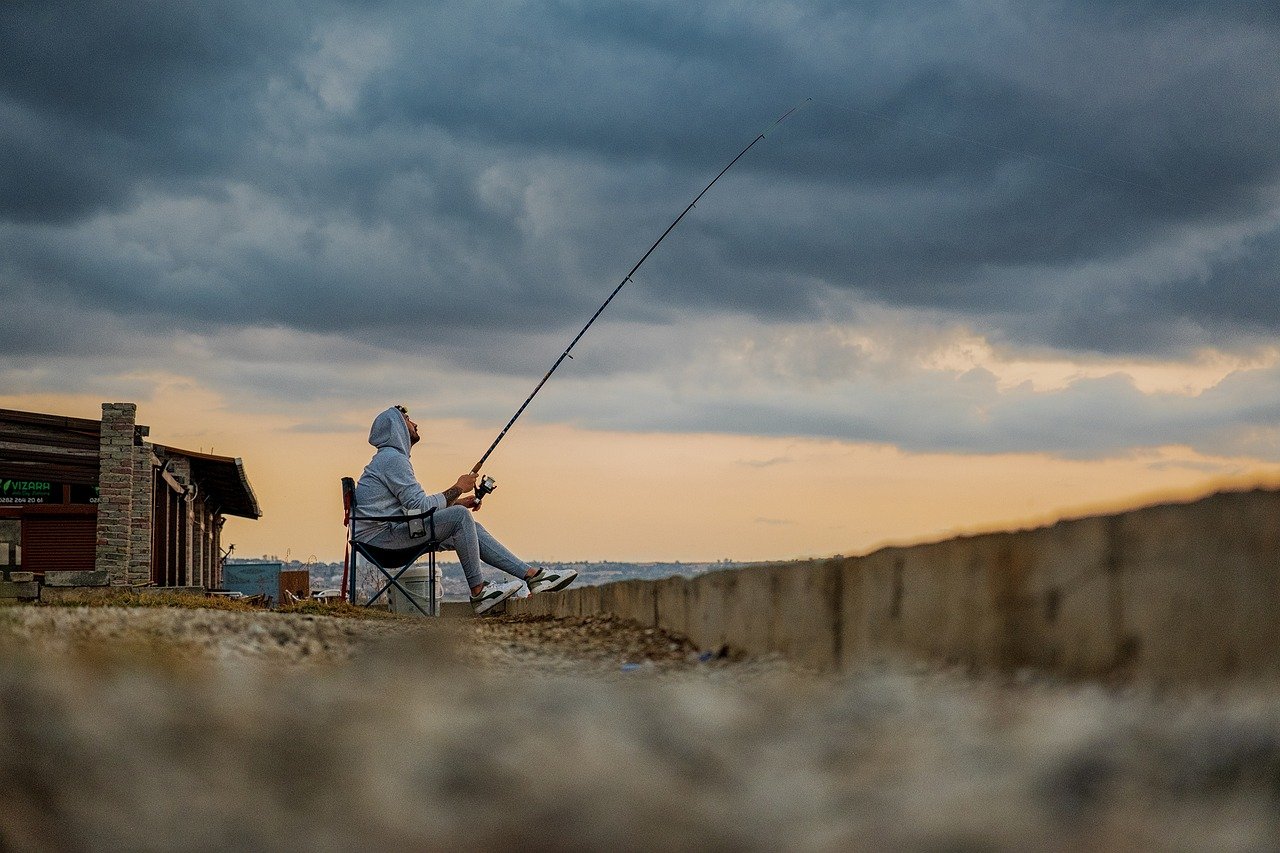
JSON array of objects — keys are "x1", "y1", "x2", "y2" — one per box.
[
  {"x1": 127, "y1": 439, "x2": 154, "y2": 585},
  {"x1": 95, "y1": 403, "x2": 136, "y2": 584}
]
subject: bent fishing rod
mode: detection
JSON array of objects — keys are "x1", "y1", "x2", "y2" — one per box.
[{"x1": 469, "y1": 99, "x2": 810, "y2": 505}]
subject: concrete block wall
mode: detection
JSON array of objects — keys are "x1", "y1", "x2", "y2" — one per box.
[
  {"x1": 1110, "y1": 491, "x2": 1280, "y2": 682},
  {"x1": 507, "y1": 488, "x2": 1280, "y2": 683}
]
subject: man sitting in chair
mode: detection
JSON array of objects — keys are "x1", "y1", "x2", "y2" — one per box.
[{"x1": 354, "y1": 405, "x2": 577, "y2": 614}]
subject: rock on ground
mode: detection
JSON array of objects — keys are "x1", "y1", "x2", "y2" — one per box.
[{"x1": 1, "y1": 605, "x2": 1279, "y2": 851}]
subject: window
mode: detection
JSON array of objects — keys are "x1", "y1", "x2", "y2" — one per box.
[{"x1": 0, "y1": 519, "x2": 19, "y2": 570}]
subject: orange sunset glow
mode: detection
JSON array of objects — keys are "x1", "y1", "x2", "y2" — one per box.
[{"x1": 5, "y1": 380, "x2": 1277, "y2": 565}]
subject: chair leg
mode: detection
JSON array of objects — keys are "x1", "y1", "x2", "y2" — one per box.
[
  {"x1": 429, "y1": 549, "x2": 437, "y2": 617},
  {"x1": 367, "y1": 562, "x2": 434, "y2": 618},
  {"x1": 348, "y1": 547, "x2": 359, "y2": 604},
  {"x1": 366, "y1": 561, "x2": 412, "y2": 606}
]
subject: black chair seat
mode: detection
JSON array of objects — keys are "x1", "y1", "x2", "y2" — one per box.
[{"x1": 353, "y1": 540, "x2": 439, "y2": 571}]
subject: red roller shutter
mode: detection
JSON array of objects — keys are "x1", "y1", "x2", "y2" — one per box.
[{"x1": 22, "y1": 515, "x2": 97, "y2": 574}]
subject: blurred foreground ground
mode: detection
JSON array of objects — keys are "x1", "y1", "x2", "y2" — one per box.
[{"x1": 2, "y1": 606, "x2": 1279, "y2": 851}]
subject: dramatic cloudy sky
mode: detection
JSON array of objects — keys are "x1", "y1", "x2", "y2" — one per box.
[{"x1": 3, "y1": 1, "x2": 1279, "y2": 562}]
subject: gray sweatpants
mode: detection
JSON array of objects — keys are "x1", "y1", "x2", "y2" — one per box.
[{"x1": 361, "y1": 505, "x2": 530, "y2": 589}]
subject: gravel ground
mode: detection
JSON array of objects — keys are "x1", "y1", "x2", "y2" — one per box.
[
  {"x1": 2, "y1": 605, "x2": 1279, "y2": 851},
  {"x1": 0, "y1": 606, "x2": 729, "y2": 675}
]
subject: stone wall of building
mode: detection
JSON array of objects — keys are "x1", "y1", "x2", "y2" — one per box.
[
  {"x1": 95, "y1": 404, "x2": 136, "y2": 585},
  {"x1": 126, "y1": 443, "x2": 153, "y2": 586},
  {"x1": 62, "y1": 402, "x2": 250, "y2": 588}
]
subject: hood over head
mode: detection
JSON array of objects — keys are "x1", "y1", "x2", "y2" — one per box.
[{"x1": 368, "y1": 406, "x2": 413, "y2": 456}]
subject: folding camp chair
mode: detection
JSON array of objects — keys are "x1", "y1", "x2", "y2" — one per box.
[{"x1": 341, "y1": 476, "x2": 441, "y2": 617}]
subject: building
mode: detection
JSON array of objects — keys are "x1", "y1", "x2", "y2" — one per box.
[{"x1": 0, "y1": 403, "x2": 261, "y2": 587}]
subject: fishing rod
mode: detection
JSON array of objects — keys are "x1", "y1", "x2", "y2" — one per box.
[{"x1": 470, "y1": 99, "x2": 811, "y2": 506}]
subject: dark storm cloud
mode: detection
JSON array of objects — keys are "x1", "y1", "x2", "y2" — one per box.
[
  {"x1": 3, "y1": 0, "x2": 1276, "y2": 357},
  {"x1": 0, "y1": 1, "x2": 315, "y2": 223},
  {"x1": 2, "y1": 0, "x2": 1279, "y2": 458}
]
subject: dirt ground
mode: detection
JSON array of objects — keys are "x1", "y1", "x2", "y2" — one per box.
[
  {"x1": 0, "y1": 605, "x2": 725, "y2": 674},
  {"x1": 2, "y1": 605, "x2": 1280, "y2": 851}
]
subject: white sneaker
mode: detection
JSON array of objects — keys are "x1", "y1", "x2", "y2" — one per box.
[
  {"x1": 470, "y1": 579, "x2": 523, "y2": 615},
  {"x1": 526, "y1": 567, "x2": 578, "y2": 595}
]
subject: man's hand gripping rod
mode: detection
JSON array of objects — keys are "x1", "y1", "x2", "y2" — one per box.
[{"x1": 469, "y1": 100, "x2": 811, "y2": 506}]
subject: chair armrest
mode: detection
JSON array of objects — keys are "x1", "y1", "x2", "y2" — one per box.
[
  {"x1": 349, "y1": 507, "x2": 438, "y2": 523},
  {"x1": 350, "y1": 506, "x2": 439, "y2": 541}
]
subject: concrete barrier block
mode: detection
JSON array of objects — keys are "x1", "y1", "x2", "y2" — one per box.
[
  {"x1": 683, "y1": 575, "x2": 710, "y2": 649},
  {"x1": 1219, "y1": 491, "x2": 1280, "y2": 676},
  {"x1": 655, "y1": 575, "x2": 689, "y2": 638},
  {"x1": 44, "y1": 570, "x2": 110, "y2": 587},
  {"x1": 980, "y1": 533, "x2": 1042, "y2": 672},
  {"x1": 0, "y1": 581, "x2": 39, "y2": 600},
  {"x1": 1116, "y1": 503, "x2": 1231, "y2": 682},
  {"x1": 839, "y1": 558, "x2": 866, "y2": 666},
  {"x1": 1117, "y1": 491, "x2": 1280, "y2": 683},
  {"x1": 543, "y1": 588, "x2": 575, "y2": 618},
  {"x1": 853, "y1": 535, "x2": 1017, "y2": 673},
  {"x1": 561, "y1": 590, "x2": 578, "y2": 617},
  {"x1": 945, "y1": 536, "x2": 1004, "y2": 671},
  {"x1": 505, "y1": 595, "x2": 541, "y2": 616},
  {"x1": 534, "y1": 593, "x2": 558, "y2": 616},
  {"x1": 769, "y1": 559, "x2": 842, "y2": 669},
  {"x1": 929, "y1": 522, "x2": 1110, "y2": 676},
  {"x1": 537, "y1": 592, "x2": 561, "y2": 616},
  {"x1": 626, "y1": 580, "x2": 657, "y2": 626},
  {"x1": 857, "y1": 548, "x2": 908, "y2": 656},
  {"x1": 9, "y1": 571, "x2": 34, "y2": 583},
  {"x1": 599, "y1": 580, "x2": 656, "y2": 626},
  {"x1": 686, "y1": 569, "x2": 736, "y2": 653},
  {"x1": 1010, "y1": 517, "x2": 1117, "y2": 677},
  {"x1": 597, "y1": 582, "x2": 619, "y2": 618},
  {"x1": 574, "y1": 585, "x2": 601, "y2": 618},
  {"x1": 718, "y1": 564, "x2": 775, "y2": 658},
  {"x1": 897, "y1": 541, "x2": 967, "y2": 664}
]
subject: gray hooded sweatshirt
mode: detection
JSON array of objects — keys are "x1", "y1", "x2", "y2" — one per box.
[{"x1": 353, "y1": 406, "x2": 448, "y2": 542}]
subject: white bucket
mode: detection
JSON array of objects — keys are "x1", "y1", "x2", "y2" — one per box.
[{"x1": 387, "y1": 563, "x2": 443, "y2": 617}]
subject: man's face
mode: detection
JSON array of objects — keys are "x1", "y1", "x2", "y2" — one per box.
[{"x1": 402, "y1": 412, "x2": 420, "y2": 445}]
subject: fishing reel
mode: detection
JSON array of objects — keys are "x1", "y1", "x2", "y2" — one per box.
[{"x1": 474, "y1": 474, "x2": 497, "y2": 507}]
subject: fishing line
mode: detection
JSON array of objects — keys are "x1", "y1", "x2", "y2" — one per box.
[{"x1": 469, "y1": 98, "x2": 812, "y2": 499}]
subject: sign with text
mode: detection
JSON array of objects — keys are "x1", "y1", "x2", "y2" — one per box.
[{"x1": 0, "y1": 479, "x2": 59, "y2": 505}]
